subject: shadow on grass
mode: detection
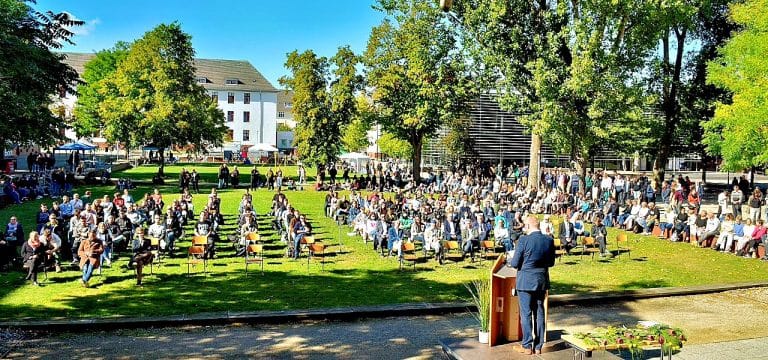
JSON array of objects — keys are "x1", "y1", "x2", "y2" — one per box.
[{"x1": 0, "y1": 267, "x2": 476, "y2": 321}]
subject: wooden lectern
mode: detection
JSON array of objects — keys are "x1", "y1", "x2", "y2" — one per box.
[{"x1": 488, "y1": 255, "x2": 548, "y2": 347}]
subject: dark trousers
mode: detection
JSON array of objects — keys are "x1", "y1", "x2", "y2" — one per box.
[{"x1": 517, "y1": 289, "x2": 547, "y2": 351}]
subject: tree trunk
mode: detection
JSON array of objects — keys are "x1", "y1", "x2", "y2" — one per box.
[
  {"x1": 158, "y1": 148, "x2": 165, "y2": 177},
  {"x1": 575, "y1": 155, "x2": 588, "y2": 194},
  {"x1": 412, "y1": 134, "x2": 423, "y2": 185},
  {"x1": 750, "y1": 166, "x2": 756, "y2": 188},
  {"x1": 528, "y1": 133, "x2": 541, "y2": 190}
]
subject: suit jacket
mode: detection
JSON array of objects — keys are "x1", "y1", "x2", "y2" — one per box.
[
  {"x1": 442, "y1": 219, "x2": 460, "y2": 241},
  {"x1": 509, "y1": 231, "x2": 555, "y2": 291},
  {"x1": 558, "y1": 222, "x2": 576, "y2": 244}
]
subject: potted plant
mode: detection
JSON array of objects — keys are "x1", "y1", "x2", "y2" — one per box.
[{"x1": 465, "y1": 278, "x2": 491, "y2": 344}]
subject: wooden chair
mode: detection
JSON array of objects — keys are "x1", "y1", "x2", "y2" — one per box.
[
  {"x1": 441, "y1": 240, "x2": 463, "y2": 264},
  {"x1": 553, "y1": 238, "x2": 567, "y2": 261},
  {"x1": 480, "y1": 240, "x2": 499, "y2": 262},
  {"x1": 187, "y1": 235, "x2": 209, "y2": 275},
  {"x1": 616, "y1": 233, "x2": 631, "y2": 258},
  {"x1": 307, "y1": 242, "x2": 325, "y2": 271},
  {"x1": 299, "y1": 235, "x2": 315, "y2": 259},
  {"x1": 399, "y1": 242, "x2": 420, "y2": 271},
  {"x1": 651, "y1": 225, "x2": 661, "y2": 237},
  {"x1": 245, "y1": 232, "x2": 260, "y2": 243},
  {"x1": 149, "y1": 237, "x2": 161, "y2": 274},
  {"x1": 245, "y1": 244, "x2": 264, "y2": 276},
  {"x1": 581, "y1": 236, "x2": 600, "y2": 260}
]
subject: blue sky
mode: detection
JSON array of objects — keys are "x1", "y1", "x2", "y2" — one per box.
[{"x1": 36, "y1": 0, "x2": 385, "y2": 87}]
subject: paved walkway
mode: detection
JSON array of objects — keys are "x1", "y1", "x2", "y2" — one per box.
[{"x1": 8, "y1": 288, "x2": 768, "y2": 359}]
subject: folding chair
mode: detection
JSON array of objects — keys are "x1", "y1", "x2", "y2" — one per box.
[
  {"x1": 553, "y1": 238, "x2": 567, "y2": 261},
  {"x1": 149, "y1": 237, "x2": 161, "y2": 274},
  {"x1": 441, "y1": 240, "x2": 463, "y2": 264},
  {"x1": 245, "y1": 244, "x2": 264, "y2": 276},
  {"x1": 187, "y1": 235, "x2": 209, "y2": 275},
  {"x1": 399, "y1": 242, "x2": 420, "y2": 271},
  {"x1": 581, "y1": 236, "x2": 600, "y2": 260},
  {"x1": 616, "y1": 233, "x2": 631, "y2": 258},
  {"x1": 307, "y1": 243, "x2": 325, "y2": 271},
  {"x1": 480, "y1": 240, "x2": 498, "y2": 262},
  {"x1": 299, "y1": 235, "x2": 315, "y2": 259}
]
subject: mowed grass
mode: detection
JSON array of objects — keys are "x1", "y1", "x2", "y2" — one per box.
[
  {"x1": 0, "y1": 183, "x2": 767, "y2": 321},
  {"x1": 113, "y1": 164, "x2": 318, "y2": 184}
]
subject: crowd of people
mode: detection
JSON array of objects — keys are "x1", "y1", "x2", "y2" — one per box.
[
  {"x1": 323, "y1": 160, "x2": 768, "y2": 264},
  {"x1": 5, "y1": 156, "x2": 768, "y2": 289}
]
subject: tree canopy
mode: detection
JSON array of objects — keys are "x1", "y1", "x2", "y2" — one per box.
[
  {"x1": 363, "y1": 0, "x2": 475, "y2": 182},
  {"x1": 94, "y1": 23, "x2": 226, "y2": 174},
  {"x1": 704, "y1": 0, "x2": 768, "y2": 171},
  {"x1": 280, "y1": 46, "x2": 363, "y2": 166},
  {"x1": 0, "y1": 0, "x2": 82, "y2": 154},
  {"x1": 72, "y1": 42, "x2": 130, "y2": 138},
  {"x1": 453, "y1": 0, "x2": 659, "y2": 184}
]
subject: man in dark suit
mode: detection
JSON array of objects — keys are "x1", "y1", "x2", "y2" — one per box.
[
  {"x1": 509, "y1": 216, "x2": 556, "y2": 355},
  {"x1": 558, "y1": 220, "x2": 577, "y2": 253}
]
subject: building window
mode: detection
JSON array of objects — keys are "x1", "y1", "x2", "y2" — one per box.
[
  {"x1": 227, "y1": 129, "x2": 234, "y2": 141},
  {"x1": 244, "y1": 93, "x2": 251, "y2": 104},
  {"x1": 284, "y1": 102, "x2": 292, "y2": 109},
  {"x1": 242, "y1": 130, "x2": 250, "y2": 142},
  {"x1": 226, "y1": 79, "x2": 239, "y2": 85},
  {"x1": 211, "y1": 91, "x2": 218, "y2": 102},
  {"x1": 278, "y1": 111, "x2": 285, "y2": 118},
  {"x1": 227, "y1": 92, "x2": 235, "y2": 104},
  {"x1": 227, "y1": 111, "x2": 234, "y2": 122},
  {"x1": 197, "y1": 77, "x2": 208, "y2": 84},
  {"x1": 243, "y1": 111, "x2": 250, "y2": 122}
]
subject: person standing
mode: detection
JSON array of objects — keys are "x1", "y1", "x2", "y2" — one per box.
[{"x1": 509, "y1": 215, "x2": 555, "y2": 355}]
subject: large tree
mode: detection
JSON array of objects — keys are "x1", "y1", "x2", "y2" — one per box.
[
  {"x1": 97, "y1": 23, "x2": 226, "y2": 175},
  {"x1": 0, "y1": 0, "x2": 82, "y2": 155},
  {"x1": 363, "y1": 0, "x2": 475, "y2": 183},
  {"x1": 703, "y1": 0, "x2": 768, "y2": 170},
  {"x1": 453, "y1": 0, "x2": 658, "y2": 188},
  {"x1": 280, "y1": 46, "x2": 363, "y2": 166},
  {"x1": 72, "y1": 42, "x2": 130, "y2": 139}
]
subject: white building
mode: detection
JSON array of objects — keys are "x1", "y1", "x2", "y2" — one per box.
[{"x1": 60, "y1": 53, "x2": 279, "y2": 148}]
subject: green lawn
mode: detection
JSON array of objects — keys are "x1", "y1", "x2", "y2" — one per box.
[
  {"x1": 0, "y1": 184, "x2": 767, "y2": 321},
  {"x1": 113, "y1": 163, "x2": 318, "y2": 184}
]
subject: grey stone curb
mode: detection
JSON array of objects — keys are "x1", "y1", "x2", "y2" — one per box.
[{"x1": 2, "y1": 281, "x2": 767, "y2": 333}]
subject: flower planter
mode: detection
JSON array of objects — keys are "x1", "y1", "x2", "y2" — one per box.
[{"x1": 478, "y1": 330, "x2": 489, "y2": 344}]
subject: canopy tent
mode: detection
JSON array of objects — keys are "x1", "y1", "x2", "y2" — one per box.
[
  {"x1": 339, "y1": 152, "x2": 370, "y2": 174},
  {"x1": 54, "y1": 142, "x2": 96, "y2": 171},
  {"x1": 55, "y1": 142, "x2": 96, "y2": 151},
  {"x1": 248, "y1": 143, "x2": 279, "y2": 153},
  {"x1": 247, "y1": 143, "x2": 280, "y2": 166}
]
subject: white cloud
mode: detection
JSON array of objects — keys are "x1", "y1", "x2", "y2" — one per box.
[{"x1": 62, "y1": 12, "x2": 100, "y2": 37}]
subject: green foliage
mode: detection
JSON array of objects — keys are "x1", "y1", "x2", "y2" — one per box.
[
  {"x1": 704, "y1": 0, "x2": 768, "y2": 171},
  {"x1": 574, "y1": 323, "x2": 687, "y2": 358},
  {"x1": 377, "y1": 132, "x2": 412, "y2": 159},
  {"x1": 73, "y1": 42, "x2": 130, "y2": 137},
  {"x1": 96, "y1": 23, "x2": 227, "y2": 173},
  {"x1": 343, "y1": 118, "x2": 371, "y2": 153},
  {"x1": 453, "y1": 0, "x2": 659, "y2": 172},
  {"x1": 0, "y1": 0, "x2": 82, "y2": 152},
  {"x1": 464, "y1": 278, "x2": 491, "y2": 332},
  {"x1": 280, "y1": 46, "x2": 363, "y2": 166},
  {"x1": 364, "y1": 0, "x2": 475, "y2": 180}
]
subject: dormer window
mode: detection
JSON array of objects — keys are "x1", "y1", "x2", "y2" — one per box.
[
  {"x1": 196, "y1": 77, "x2": 208, "y2": 84},
  {"x1": 225, "y1": 78, "x2": 240, "y2": 85}
]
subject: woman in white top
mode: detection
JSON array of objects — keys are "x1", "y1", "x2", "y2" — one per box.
[
  {"x1": 716, "y1": 214, "x2": 735, "y2": 252},
  {"x1": 735, "y1": 218, "x2": 755, "y2": 255}
]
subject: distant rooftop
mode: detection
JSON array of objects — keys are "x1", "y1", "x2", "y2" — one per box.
[{"x1": 60, "y1": 52, "x2": 277, "y2": 92}]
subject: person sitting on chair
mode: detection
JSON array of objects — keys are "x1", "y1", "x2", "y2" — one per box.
[
  {"x1": 194, "y1": 211, "x2": 216, "y2": 259},
  {"x1": 129, "y1": 227, "x2": 153, "y2": 286},
  {"x1": 237, "y1": 215, "x2": 259, "y2": 257},
  {"x1": 77, "y1": 230, "x2": 103, "y2": 288},
  {"x1": 22, "y1": 231, "x2": 45, "y2": 286},
  {"x1": 292, "y1": 215, "x2": 310, "y2": 260},
  {"x1": 1, "y1": 216, "x2": 24, "y2": 270}
]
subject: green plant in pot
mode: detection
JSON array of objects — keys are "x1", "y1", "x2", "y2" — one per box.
[{"x1": 465, "y1": 278, "x2": 491, "y2": 344}]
